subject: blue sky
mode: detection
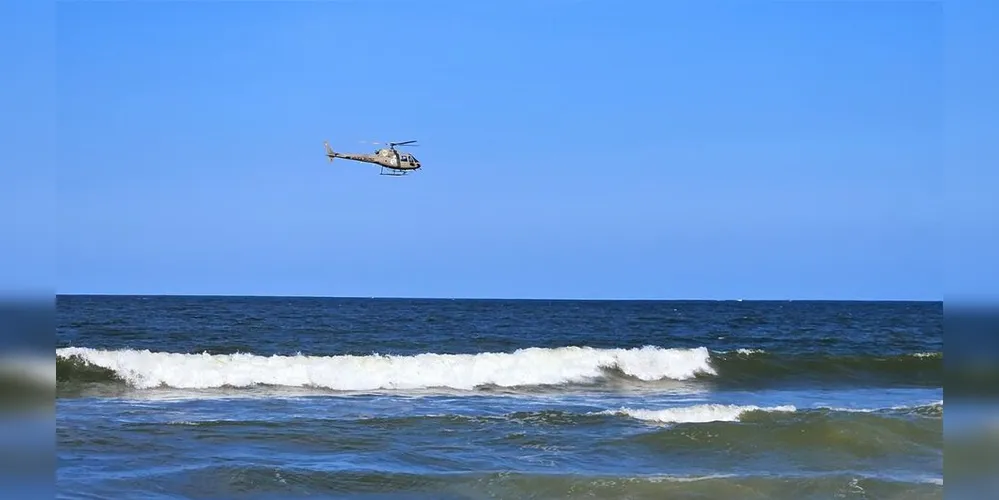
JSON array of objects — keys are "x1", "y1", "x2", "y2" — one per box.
[
  {"x1": 27, "y1": 0, "x2": 985, "y2": 300},
  {"x1": 1, "y1": 0, "x2": 55, "y2": 299}
]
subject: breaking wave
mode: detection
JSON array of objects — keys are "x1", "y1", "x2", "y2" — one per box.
[
  {"x1": 55, "y1": 345, "x2": 944, "y2": 393},
  {"x1": 604, "y1": 403, "x2": 798, "y2": 423},
  {"x1": 601, "y1": 401, "x2": 942, "y2": 425},
  {"x1": 56, "y1": 345, "x2": 715, "y2": 391}
]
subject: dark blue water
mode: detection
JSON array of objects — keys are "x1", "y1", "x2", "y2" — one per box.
[{"x1": 56, "y1": 296, "x2": 943, "y2": 499}]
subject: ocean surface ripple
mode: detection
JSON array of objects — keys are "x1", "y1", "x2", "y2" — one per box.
[{"x1": 56, "y1": 296, "x2": 943, "y2": 499}]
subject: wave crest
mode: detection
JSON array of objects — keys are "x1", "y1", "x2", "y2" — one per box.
[
  {"x1": 55, "y1": 345, "x2": 715, "y2": 391},
  {"x1": 605, "y1": 404, "x2": 797, "y2": 424}
]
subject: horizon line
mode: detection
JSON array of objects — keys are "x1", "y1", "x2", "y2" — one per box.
[{"x1": 54, "y1": 292, "x2": 943, "y2": 303}]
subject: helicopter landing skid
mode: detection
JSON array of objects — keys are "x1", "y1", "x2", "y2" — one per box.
[{"x1": 379, "y1": 167, "x2": 408, "y2": 176}]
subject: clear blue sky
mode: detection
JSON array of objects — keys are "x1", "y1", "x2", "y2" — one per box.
[{"x1": 25, "y1": 0, "x2": 989, "y2": 300}]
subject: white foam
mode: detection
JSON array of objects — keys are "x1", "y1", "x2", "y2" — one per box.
[
  {"x1": 55, "y1": 345, "x2": 716, "y2": 391},
  {"x1": 607, "y1": 403, "x2": 796, "y2": 424},
  {"x1": 818, "y1": 400, "x2": 943, "y2": 413},
  {"x1": 633, "y1": 473, "x2": 739, "y2": 483}
]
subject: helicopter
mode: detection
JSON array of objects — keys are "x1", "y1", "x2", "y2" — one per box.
[{"x1": 323, "y1": 139, "x2": 422, "y2": 176}]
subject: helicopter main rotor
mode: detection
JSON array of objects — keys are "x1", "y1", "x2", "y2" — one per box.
[{"x1": 360, "y1": 140, "x2": 419, "y2": 149}]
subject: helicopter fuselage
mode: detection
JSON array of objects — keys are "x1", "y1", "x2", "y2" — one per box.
[{"x1": 331, "y1": 148, "x2": 421, "y2": 171}]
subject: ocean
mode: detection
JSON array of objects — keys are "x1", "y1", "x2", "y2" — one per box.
[{"x1": 55, "y1": 295, "x2": 943, "y2": 499}]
